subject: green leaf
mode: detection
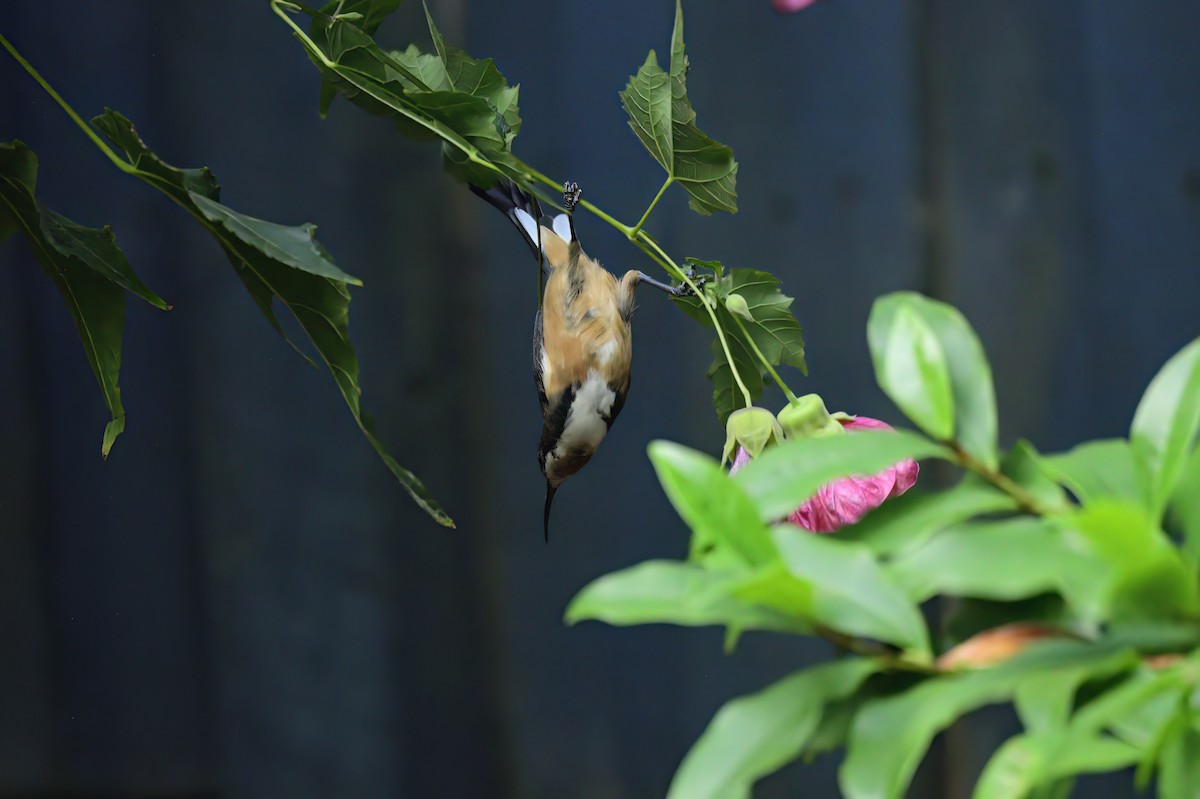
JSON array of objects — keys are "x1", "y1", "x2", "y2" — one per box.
[
  {"x1": 1068, "y1": 665, "x2": 1186, "y2": 737},
  {"x1": 840, "y1": 639, "x2": 1140, "y2": 799},
  {"x1": 91, "y1": 109, "x2": 453, "y2": 526},
  {"x1": 843, "y1": 669, "x2": 1013, "y2": 798},
  {"x1": 839, "y1": 476, "x2": 1016, "y2": 556},
  {"x1": 292, "y1": 5, "x2": 525, "y2": 187},
  {"x1": 189, "y1": 193, "x2": 361, "y2": 285},
  {"x1": 772, "y1": 527, "x2": 930, "y2": 654},
  {"x1": 886, "y1": 517, "x2": 1104, "y2": 606},
  {"x1": 1, "y1": 142, "x2": 169, "y2": 311},
  {"x1": 36, "y1": 209, "x2": 169, "y2": 310},
  {"x1": 421, "y1": 4, "x2": 521, "y2": 141},
  {"x1": 1013, "y1": 647, "x2": 1139, "y2": 733},
  {"x1": 720, "y1": 270, "x2": 807, "y2": 372},
  {"x1": 0, "y1": 141, "x2": 170, "y2": 456},
  {"x1": 732, "y1": 427, "x2": 946, "y2": 522},
  {"x1": 1040, "y1": 439, "x2": 1141, "y2": 506},
  {"x1": 870, "y1": 300, "x2": 955, "y2": 440},
  {"x1": 1158, "y1": 711, "x2": 1200, "y2": 799},
  {"x1": 619, "y1": 0, "x2": 737, "y2": 215},
  {"x1": 1063, "y1": 500, "x2": 1199, "y2": 621},
  {"x1": 973, "y1": 732, "x2": 1140, "y2": 799},
  {"x1": 973, "y1": 734, "x2": 1045, "y2": 799},
  {"x1": 1102, "y1": 621, "x2": 1200, "y2": 653},
  {"x1": 868, "y1": 292, "x2": 999, "y2": 467},
  {"x1": 1170, "y1": 445, "x2": 1200, "y2": 571},
  {"x1": 648, "y1": 441, "x2": 775, "y2": 568},
  {"x1": 729, "y1": 561, "x2": 813, "y2": 617},
  {"x1": 674, "y1": 265, "x2": 806, "y2": 424},
  {"x1": 309, "y1": 0, "x2": 404, "y2": 116},
  {"x1": 564, "y1": 560, "x2": 808, "y2": 634},
  {"x1": 668, "y1": 659, "x2": 878, "y2": 799},
  {"x1": 1131, "y1": 338, "x2": 1200, "y2": 516},
  {"x1": 315, "y1": 0, "x2": 402, "y2": 36}
]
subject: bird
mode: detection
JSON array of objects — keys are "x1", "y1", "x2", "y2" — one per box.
[{"x1": 471, "y1": 179, "x2": 692, "y2": 541}]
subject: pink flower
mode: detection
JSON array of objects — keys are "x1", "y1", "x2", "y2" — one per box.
[
  {"x1": 772, "y1": 0, "x2": 821, "y2": 14},
  {"x1": 731, "y1": 416, "x2": 919, "y2": 533}
]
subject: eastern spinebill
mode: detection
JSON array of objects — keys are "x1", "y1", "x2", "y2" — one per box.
[{"x1": 472, "y1": 180, "x2": 693, "y2": 541}]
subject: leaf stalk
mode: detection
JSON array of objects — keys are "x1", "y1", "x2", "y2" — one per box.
[
  {"x1": 731, "y1": 313, "x2": 799, "y2": 404},
  {"x1": 630, "y1": 176, "x2": 673, "y2": 239},
  {"x1": 0, "y1": 33, "x2": 136, "y2": 176},
  {"x1": 947, "y1": 440, "x2": 1069, "y2": 516}
]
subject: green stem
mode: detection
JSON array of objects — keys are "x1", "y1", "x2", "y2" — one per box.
[
  {"x1": 635, "y1": 232, "x2": 752, "y2": 408},
  {"x1": 0, "y1": 33, "x2": 136, "y2": 176},
  {"x1": 731, "y1": 313, "x2": 798, "y2": 404},
  {"x1": 947, "y1": 441, "x2": 1069, "y2": 516},
  {"x1": 524, "y1": 167, "x2": 634, "y2": 236},
  {"x1": 629, "y1": 176, "x2": 673, "y2": 239},
  {"x1": 814, "y1": 624, "x2": 940, "y2": 675}
]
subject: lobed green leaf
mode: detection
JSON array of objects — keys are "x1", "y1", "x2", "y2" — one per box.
[
  {"x1": 293, "y1": 3, "x2": 525, "y2": 188},
  {"x1": 91, "y1": 109, "x2": 452, "y2": 526},
  {"x1": 309, "y1": 0, "x2": 405, "y2": 116},
  {"x1": 0, "y1": 140, "x2": 169, "y2": 457},
  {"x1": 189, "y1": 193, "x2": 361, "y2": 285},
  {"x1": 673, "y1": 265, "x2": 806, "y2": 424},
  {"x1": 620, "y1": 0, "x2": 737, "y2": 215},
  {"x1": 721, "y1": 269, "x2": 807, "y2": 372}
]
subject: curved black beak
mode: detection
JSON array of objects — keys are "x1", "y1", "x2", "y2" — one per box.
[{"x1": 543, "y1": 482, "x2": 558, "y2": 543}]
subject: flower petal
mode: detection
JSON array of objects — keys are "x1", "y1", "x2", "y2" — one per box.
[
  {"x1": 791, "y1": 417, "x2": 918, "y2": 532},
  {"x1": 772, "y1": 0, "x2": 821, "y2": 14},
  {"x1": 727, "y1": 415, "x2": 919, "y2": 533}
]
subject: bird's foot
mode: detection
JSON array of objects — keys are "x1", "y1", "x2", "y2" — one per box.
[
  {"x1": 563, "y1": 181, "x2": 582, "y2": 213},
  {"x1": 670, "y1": 265, "x2": 708, "y2": 297}
]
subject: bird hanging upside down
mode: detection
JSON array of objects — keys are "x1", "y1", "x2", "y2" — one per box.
[{"x1": 471, "y1": 180, "x2": 693, "y2": 541}]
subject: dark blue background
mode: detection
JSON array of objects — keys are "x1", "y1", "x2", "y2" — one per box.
[{"x1": 2, "y1": 1, "x2": 1198, "y2": 796}]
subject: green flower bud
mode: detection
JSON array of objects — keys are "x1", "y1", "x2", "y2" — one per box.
[
  {"x1": 777, "y1": 393, "x2": 845, "y2": 440},
  {"x1": 723, "y1": 406, "x2": 784, "y2": 465},
  {"x1": 724, "y1": 293, "x2": 754, "y2": 321}
]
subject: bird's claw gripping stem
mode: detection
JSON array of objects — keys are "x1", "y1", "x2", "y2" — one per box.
[
  {"x1": 671, "y1": 265, "x2": 708, "y2": 297},
  {"x1": 563, "y1": 181, "x2": 581, "y2": 213}
]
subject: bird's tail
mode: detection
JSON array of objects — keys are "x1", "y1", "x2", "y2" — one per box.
[
  {"x1": 471, "y1": 180, "x2": 578, "y2": 255},
  {"x1": 470, "y1": 180, "x2": 545, "y2": 257}
]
